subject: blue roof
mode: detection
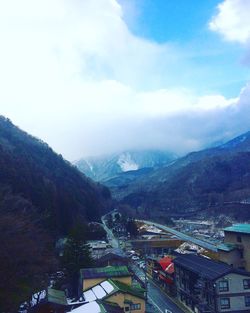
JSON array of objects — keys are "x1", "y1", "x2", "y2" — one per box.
[
  {"x1": 224, "y1": 224, "x2": 250, "y2": 235},
  {"x1": 174, "y1": 254, "x2": 232, "y2": 280}
]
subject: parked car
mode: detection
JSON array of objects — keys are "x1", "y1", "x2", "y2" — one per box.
[{"x1": 131, "y1": 255, "x2": 140, "y2": 261}]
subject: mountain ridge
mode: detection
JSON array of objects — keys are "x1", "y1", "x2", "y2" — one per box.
[
  {"x1": 0, "y1": 116, "x2": 112, "y2": 235},
  {"x1": 110, "y1": 131, "x2": 250, "y2": 220},
  {"x1": 75, "y1": 150, "x2": 176, "y2": 182}
]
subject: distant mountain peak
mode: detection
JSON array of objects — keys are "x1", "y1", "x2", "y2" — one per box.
[
  {"x1": 117, "y1": 152, "x2": 139, "y2": 172},
  {"x1": 75, "y1": 149, "x2": 176, "y2": 182}
]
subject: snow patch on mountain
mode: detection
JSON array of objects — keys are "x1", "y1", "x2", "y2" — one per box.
[
  {"x1": 86, "y1": 160, "x2": 94, "y2": 172},
  {"x1": 117, "y1": 153, "x2": 139, "y2": 172}
]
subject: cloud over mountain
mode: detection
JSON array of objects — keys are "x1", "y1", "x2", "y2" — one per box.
[{"x1": 0, "y1": 0, "x2": 250, "y2": 160}]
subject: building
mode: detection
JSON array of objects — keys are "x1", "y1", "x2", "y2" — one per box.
[
  {"x1": 157, "y1": 256, "x2": 175, "y2": 296},
  {"x1": 146, "y1": 256, "x2": 175, "y2": 295},
  {"x1": 174, "y1": 254, "x2": 250, "y2": 313},
  {"x1": 79, "y1": 279, "x2": 145, "y2": 313},
  {"x1": 87, "y1": 240, "x2": 111, "y2": 259},
  {"x1": 70, "y1": 301, "x2": 124, "y2": 313},
  {"x1": 96, "y1": 251, "x2": 129, "y2": 267},
  {"x1": 146, "y1": 256, "x2": 161, "y2": 279},
  {"x1": 80, "y1": 266, "x2": 132, "y2": 291},
  {"x1": 128, "y1": 237, "x2": 183, "y2": 256},
  {"x1": 48, "y1": 278, "x2": 145, "y2": 313},
  {"x1": 218, "y1": 224, "x2": 250, "y2": 271}
]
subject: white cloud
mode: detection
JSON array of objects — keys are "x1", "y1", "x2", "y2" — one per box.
[
  {"x1": 0, "y1": 0, "x2": 249, "y2": 160},
  {"x1": 209, "y1": 0, "x2": 250, "y2": 44}
]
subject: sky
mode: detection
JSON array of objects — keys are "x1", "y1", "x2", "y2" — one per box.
[{"x1": 0, "y1": 0, "x2": 250, "y2": 160}]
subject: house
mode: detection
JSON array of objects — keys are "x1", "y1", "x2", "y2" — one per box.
[
  {"x1": 69, "y1": 300, "x2": 124, "y2": 313},
  {"x1": 96, "y1": 251, "x2": 129, "y2": 267},
  {"x1": 47, "y1": 278, "x2": 145, "y2": 313},
  {"x1": 157, "y1": 256, "x2": 175, "y2": 296},
  {"x1": 87, "y1": 240, "x2": 111, "y2": 259},
  {"x1": 80, "y1": 266, "x2": 132, "y2": 291},
  {"x1": 129, "y1": 237, "x2": 183, "y2": 256},
  {"x1": 218, "y1": 224, "x2": 250, "y2": 271},
  {"x1": 174, "y1": 254, "x2": 250, "y2": 313},
  {"x1": 146, "y1": 256, "x2": 175, "y2": 295},
  {"x1": 79, "y1": 279, "x2": 145, "y2": 313}
]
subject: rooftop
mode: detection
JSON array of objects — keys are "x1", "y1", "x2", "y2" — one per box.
[
  {"x1": 80, "y1": 266, "x2": 131, "y2": 279},
  {"x1": 82, "y1": 279, "x2": 145, "y2": 302},
  {"x1": 97, "y1": 252, "x2": 128, "y2": 262},
  {"x1": 109, "y1": 280, "x2": 145, "y2": 300},
  {"x1": 173, "y1": 254, "x2": 233, "y2": 280},
  {"x1": 158, "y1": 256, "x2": 173, "y2": 271},
  {"x1": 217, "y1": 243, "x2": 237, "y2": 252},
  {"x1": 70, "y1": 300, "x2": 123, "y2": 313},
  {"x1": 224, "y1": 224, "x2": 250, "y2": 235}
]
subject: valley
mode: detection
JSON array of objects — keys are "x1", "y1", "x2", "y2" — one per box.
[{"x1": 76, "y1": 131, "x2": 250, "y2": 223}]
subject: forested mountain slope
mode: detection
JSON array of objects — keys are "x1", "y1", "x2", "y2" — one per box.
[
  {"x1": 0, "y1": 116, "x2": 111, "y2": 234},
  {"x1": 115, "y1": 132, "x2": 250, "y2": 220}
]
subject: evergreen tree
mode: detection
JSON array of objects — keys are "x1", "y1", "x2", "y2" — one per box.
[{"x1": 62, "y1": 223, "x2": 93, "y2": 293}]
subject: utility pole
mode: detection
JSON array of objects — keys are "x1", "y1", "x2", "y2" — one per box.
[{"x1": 144, "y1": 243, "x2": 148, "y2": 300}]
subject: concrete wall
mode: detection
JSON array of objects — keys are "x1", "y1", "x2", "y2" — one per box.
[
  {"x1": 216, "y1": 273, "x2": 250, "y2": 312},
  {"x1": 224, "y1": 232, "x2": 250, "y2": 271},
  {"x1": 107, "y1": 292, "x2": 145, "y2": 313},
  {"x1": 218, "y1": 249, "x2": 243, "y2": 269},
  {"x1": 82, "y1": 276, "x2": 132, "y2": 290}
]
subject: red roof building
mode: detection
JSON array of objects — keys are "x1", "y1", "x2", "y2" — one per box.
[{"x1": 157, "y1": 256, "x2": 176, "y2": 295}]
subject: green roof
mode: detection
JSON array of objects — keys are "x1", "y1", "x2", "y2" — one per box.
[
  {"x1": 47, "y1": 288, "x2": 67, "y2": 305},
  {"x1": 80, "y1": 266, "x2": 131, "y2": 279},
  {"x1": 217, "y1": 243, "x2": 237, "y2": 252},
  {"x1": 107, "y1": 279, "x2": 145, "y2": 300},
  {"x1": 224, "y1": 224, "x2": 250, "y2": 235},
  {"x1": 99, "y1": 301, "x2": 123, "y2": 313}
]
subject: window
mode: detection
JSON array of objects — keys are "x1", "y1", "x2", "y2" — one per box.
[
  {"x1": 245, "y1": 295, "x2": 250, "y2": 307},
  {"x1": 124, "y1": 307, "x2": 130, "y2": 312},
  {"x1": 243, "y1": 279, "x2": 250, "y2": 289},
  {"x1": 218, "y1": 280, "x2": 229, "y2": 292},
  {"x1": 220, "y1": 298, "x2": 230, "y2": 309},
  {"x1": 131, "y1": 303, "x2": 141, "y2": 310},
  {"x1": 237, "y1": 235, "x2": 242, "y2": 242}
]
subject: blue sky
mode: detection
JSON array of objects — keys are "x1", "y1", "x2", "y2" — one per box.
[
  {"x1": 0, "y1": 0, "x2": 250, "y2": 159},
  {"x1": 120, "y1": 0, "x2": 249, "y2": 97}
]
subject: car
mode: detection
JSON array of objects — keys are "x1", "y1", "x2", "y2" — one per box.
[
  {"x1": 131, "y1": 255, "x2": 140, "y2": 261},
  {"x1": 139, "y1": 262, "x2": 145, "y2": 269},
  {"x1": 165, "y1": 310, "x2": 172, "y2": 313}
]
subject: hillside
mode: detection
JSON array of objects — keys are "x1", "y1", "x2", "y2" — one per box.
[
  {"x1": 75, "y1": 150, "x2": 176, "y2": 182},
  {"x1": 0, "y1": 116, "x2": 113, "y2": 311},
  {"x1": 0, "y1": 116, "x2": 111, "y2": 234},
  {"x1": 114, "y1": 132, "x2": 250, "y2": 220}
]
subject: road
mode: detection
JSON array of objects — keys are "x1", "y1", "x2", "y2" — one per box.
[
  {"x1": 101, "y1": 214, "x2": 120, "y2": 249},
  {"x1": 131, "y1": 264, "x2": 184, "y2": 313},
  {"x1": 147, "y1": 280, "x2": 184, "y2": 313},
  {"x1": 138, "y1": 219, "x2": 218, "y2": 252},
  {"x1": 101, "y1": 213, "x2": 185, "y2": 313}
]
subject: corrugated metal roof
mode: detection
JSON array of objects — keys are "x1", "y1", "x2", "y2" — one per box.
[
  {"x1": 82, "y1": 278, "x2": 145, "y2": 301},
  {"x1": 224, "y1": 224, "x2": 250, "y2": 235},
  {"x1": 47, "y1": 288, "x2": 67, "y2": 305},
  {"x1": 173, "y1": 254, "x2": 232, "y2": 280},
  {"x1": 108, "y1": 280, "x2": 145, "y2": 299},
  {"x1": 81, "y1": 266, "x2": 131, "y2": 279}
]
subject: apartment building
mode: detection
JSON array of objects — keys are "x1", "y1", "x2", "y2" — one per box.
[
  {"x1": 218, "y1": 224, "x2": 250, "y2": 271},
  {"x1": 174, "y1": 254, "x2": 250, "y2": 313}
]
